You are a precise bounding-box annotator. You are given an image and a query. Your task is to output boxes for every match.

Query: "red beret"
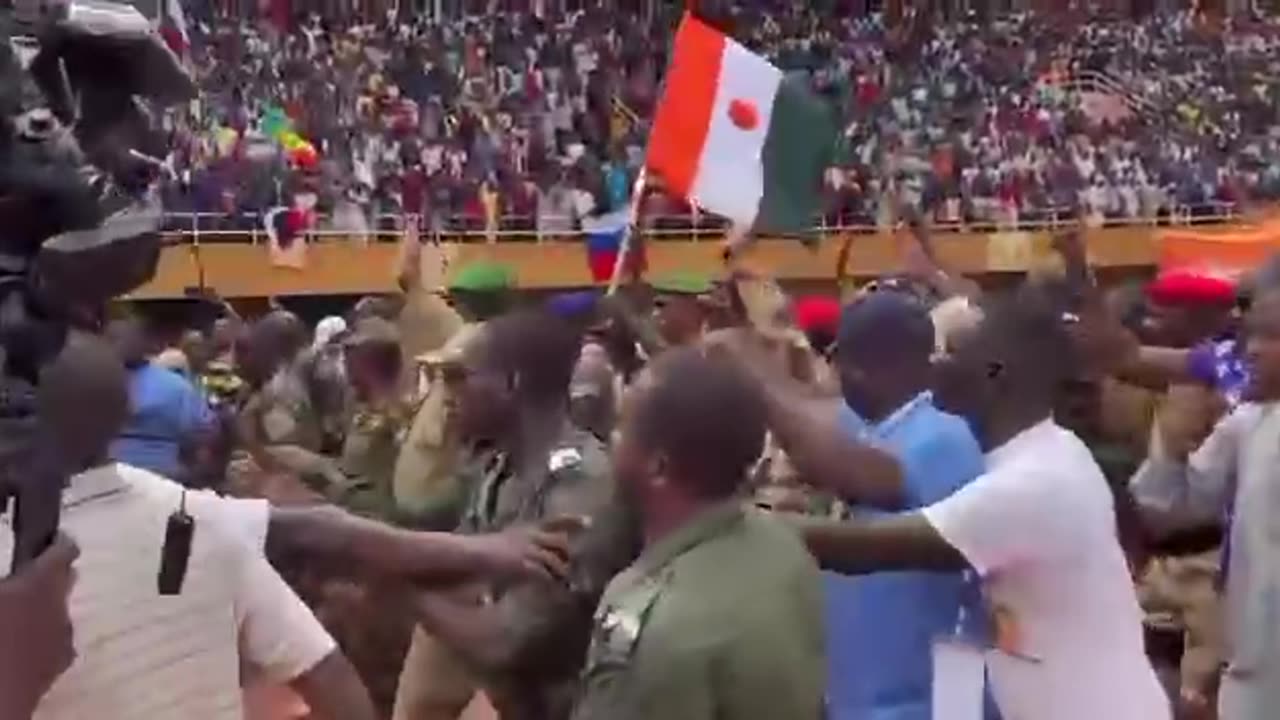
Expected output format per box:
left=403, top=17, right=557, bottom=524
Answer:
left=1147, top=270, right=1237, bottom=307
left=792, top=296, right=842, bottom=336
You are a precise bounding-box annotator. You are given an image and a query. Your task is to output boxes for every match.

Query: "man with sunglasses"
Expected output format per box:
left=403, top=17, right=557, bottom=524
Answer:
left=394, top=258, right=516, bottom=527
left=395, top=309, right=639, bottom=720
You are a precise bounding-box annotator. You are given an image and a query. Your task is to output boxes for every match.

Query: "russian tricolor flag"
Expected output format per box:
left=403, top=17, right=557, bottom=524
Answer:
left=583, top=209, right=643, bottom=283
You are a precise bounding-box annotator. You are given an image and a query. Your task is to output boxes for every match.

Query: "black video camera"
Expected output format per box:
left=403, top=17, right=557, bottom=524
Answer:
left=0, top=0, right=195, bottom=570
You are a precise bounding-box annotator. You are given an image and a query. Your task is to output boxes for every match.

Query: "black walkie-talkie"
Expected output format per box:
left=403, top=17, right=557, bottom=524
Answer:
left=157, top=491, right=194, bottom=595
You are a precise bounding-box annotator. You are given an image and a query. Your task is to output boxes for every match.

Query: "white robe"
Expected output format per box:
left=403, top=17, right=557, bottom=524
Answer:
left=1132, top=403, right=1280, bottom=719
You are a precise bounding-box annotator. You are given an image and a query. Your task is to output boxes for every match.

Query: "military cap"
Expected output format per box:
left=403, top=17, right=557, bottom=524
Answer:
left=448, top=261, right=516, bottom=293
left=650, top=271, right=714, bottom=296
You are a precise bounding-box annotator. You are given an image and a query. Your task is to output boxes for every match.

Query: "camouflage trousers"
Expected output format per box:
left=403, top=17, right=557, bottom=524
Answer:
left=1138, top=551, right=1225, bottom=702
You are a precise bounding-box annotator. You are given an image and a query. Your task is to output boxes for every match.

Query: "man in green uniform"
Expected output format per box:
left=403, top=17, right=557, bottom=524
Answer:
left=393, top=259, right=516, bottom=527
left=649, top=271, right=714, bottom=349
left=236, top=311, right=326, bottom=455
left=395, top=309, right=639, bottom=720
left=328, top=316, right=414, bottom=521
left=572, top=347, right=826, bottom=720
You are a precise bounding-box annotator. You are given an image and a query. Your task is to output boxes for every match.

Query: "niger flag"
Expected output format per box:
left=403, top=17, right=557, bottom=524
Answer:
left=647, top=13, right=837, bottom=235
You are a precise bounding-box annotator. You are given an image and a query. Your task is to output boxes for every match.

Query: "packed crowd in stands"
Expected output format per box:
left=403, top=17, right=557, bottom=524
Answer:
left=159, top=3, right=1280, bottom=236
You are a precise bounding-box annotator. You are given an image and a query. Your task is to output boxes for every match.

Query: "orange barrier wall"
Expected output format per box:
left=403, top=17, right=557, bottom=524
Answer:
left=131, top=227, right=1165, bottom=299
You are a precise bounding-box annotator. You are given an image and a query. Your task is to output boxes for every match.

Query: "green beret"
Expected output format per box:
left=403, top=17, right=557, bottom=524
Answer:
left=650, top=271, right=713, bottom=296
left=449, top=262, right=515, bottom=293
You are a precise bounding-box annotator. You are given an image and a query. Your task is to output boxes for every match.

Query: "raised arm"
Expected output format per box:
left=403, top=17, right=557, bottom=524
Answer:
left=706, top=329, right=906, bottom=509
left=1130, top=404, right=1242, bottom=535
left=761, top=382, right=906, bottom=508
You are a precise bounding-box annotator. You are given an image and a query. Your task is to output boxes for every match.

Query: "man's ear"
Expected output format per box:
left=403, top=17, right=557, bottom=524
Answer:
left=648, top=453, right=669, bottom=489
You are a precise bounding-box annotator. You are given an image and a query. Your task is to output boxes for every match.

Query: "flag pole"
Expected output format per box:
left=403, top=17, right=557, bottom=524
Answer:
left=606, top=168, right=647, bottom=296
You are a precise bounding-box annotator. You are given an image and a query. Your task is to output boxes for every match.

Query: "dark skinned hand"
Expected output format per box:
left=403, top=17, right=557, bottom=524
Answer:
left=463, top=516, right=589, bottom=585
left=1065, top=280, right=1141, bottom=378
left=0, top=533, right=78, bottom=719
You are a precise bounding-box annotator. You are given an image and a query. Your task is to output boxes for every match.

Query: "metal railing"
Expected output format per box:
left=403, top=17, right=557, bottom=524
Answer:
left=161, top=202, right=1244, bottom=245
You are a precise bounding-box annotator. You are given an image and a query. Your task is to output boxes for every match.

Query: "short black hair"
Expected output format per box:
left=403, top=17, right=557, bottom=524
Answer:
left=630, top=347, right=766, bottom=499
left=483, top=309, right=583, bottom=404
left=979, top=281, right=1078, bottom=396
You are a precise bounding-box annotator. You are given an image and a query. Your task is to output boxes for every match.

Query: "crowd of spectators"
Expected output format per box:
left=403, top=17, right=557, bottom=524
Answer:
left=158, top=2, right=1280, bottom=237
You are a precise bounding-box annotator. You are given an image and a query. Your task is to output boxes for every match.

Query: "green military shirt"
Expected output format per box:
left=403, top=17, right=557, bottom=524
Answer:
left=328, top=399, right=415, bottom=522
left=252, top=361, right=325, bottom=452
left=571, top=503, right=825, bottom=720
left=450, top=423, right=640, bottom=718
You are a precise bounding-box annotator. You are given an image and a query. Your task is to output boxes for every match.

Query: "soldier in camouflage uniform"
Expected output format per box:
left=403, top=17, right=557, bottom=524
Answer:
left=236, top=311, right=325, bottom=455
left=325, top=316, right=415, bottom=521
left=394, top=310, right=639, bottom=720
left=393, top=260, right=515, bottom=529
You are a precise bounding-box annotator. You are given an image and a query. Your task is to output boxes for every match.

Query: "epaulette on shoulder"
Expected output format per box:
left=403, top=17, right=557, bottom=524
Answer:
left=548, top=447, right=584, bottom=474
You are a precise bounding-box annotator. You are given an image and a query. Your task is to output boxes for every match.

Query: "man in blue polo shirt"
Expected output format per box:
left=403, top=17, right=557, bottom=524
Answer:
left=825, top=292, right=993, bottom=720
left=106, top=317, right=215, bottom=484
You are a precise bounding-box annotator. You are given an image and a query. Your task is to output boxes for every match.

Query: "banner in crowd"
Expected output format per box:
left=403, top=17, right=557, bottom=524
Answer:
left=1158, top=219, right=1280, bottom=274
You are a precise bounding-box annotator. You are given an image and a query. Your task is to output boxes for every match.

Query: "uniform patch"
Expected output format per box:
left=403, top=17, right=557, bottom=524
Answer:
left=585, top=579, right=662, bottom=671
left=549, top=447, right=584, bottom=473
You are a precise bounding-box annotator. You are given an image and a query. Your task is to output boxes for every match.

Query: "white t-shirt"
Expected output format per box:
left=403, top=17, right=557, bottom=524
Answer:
left=923, top=420, right=1170, bottom=720
left=126, top=468, right=272, bottom=553
left=0, top=464, right=333, bottom=720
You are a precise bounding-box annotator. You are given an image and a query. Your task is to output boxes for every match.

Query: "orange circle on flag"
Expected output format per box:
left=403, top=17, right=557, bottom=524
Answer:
left=728, top=98, right=759, bottom=130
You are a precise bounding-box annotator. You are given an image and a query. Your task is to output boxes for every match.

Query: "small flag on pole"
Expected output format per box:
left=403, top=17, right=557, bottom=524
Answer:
left=583, top=208, right=643, bottom=283
left=158, top=0, right=190, bottom=60
left=646, top=13, right=837, bottom=236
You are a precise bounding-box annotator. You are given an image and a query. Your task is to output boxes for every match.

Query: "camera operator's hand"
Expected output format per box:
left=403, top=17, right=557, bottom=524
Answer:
left=0, top=533, right=78, bottom=720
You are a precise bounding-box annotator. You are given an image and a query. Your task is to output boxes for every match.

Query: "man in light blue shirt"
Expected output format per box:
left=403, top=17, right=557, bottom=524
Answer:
left=825, top=292, right=992, bottom=720
left=106, top=318, right=215, bottom=483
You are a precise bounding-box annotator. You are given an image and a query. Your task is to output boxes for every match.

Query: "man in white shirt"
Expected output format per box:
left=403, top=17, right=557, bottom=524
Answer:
left=1131, top=290, right=1280, bottom=719
left=711, top=284, right=1170, bottom=720
left=0, top=335, right=377, bottom=720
